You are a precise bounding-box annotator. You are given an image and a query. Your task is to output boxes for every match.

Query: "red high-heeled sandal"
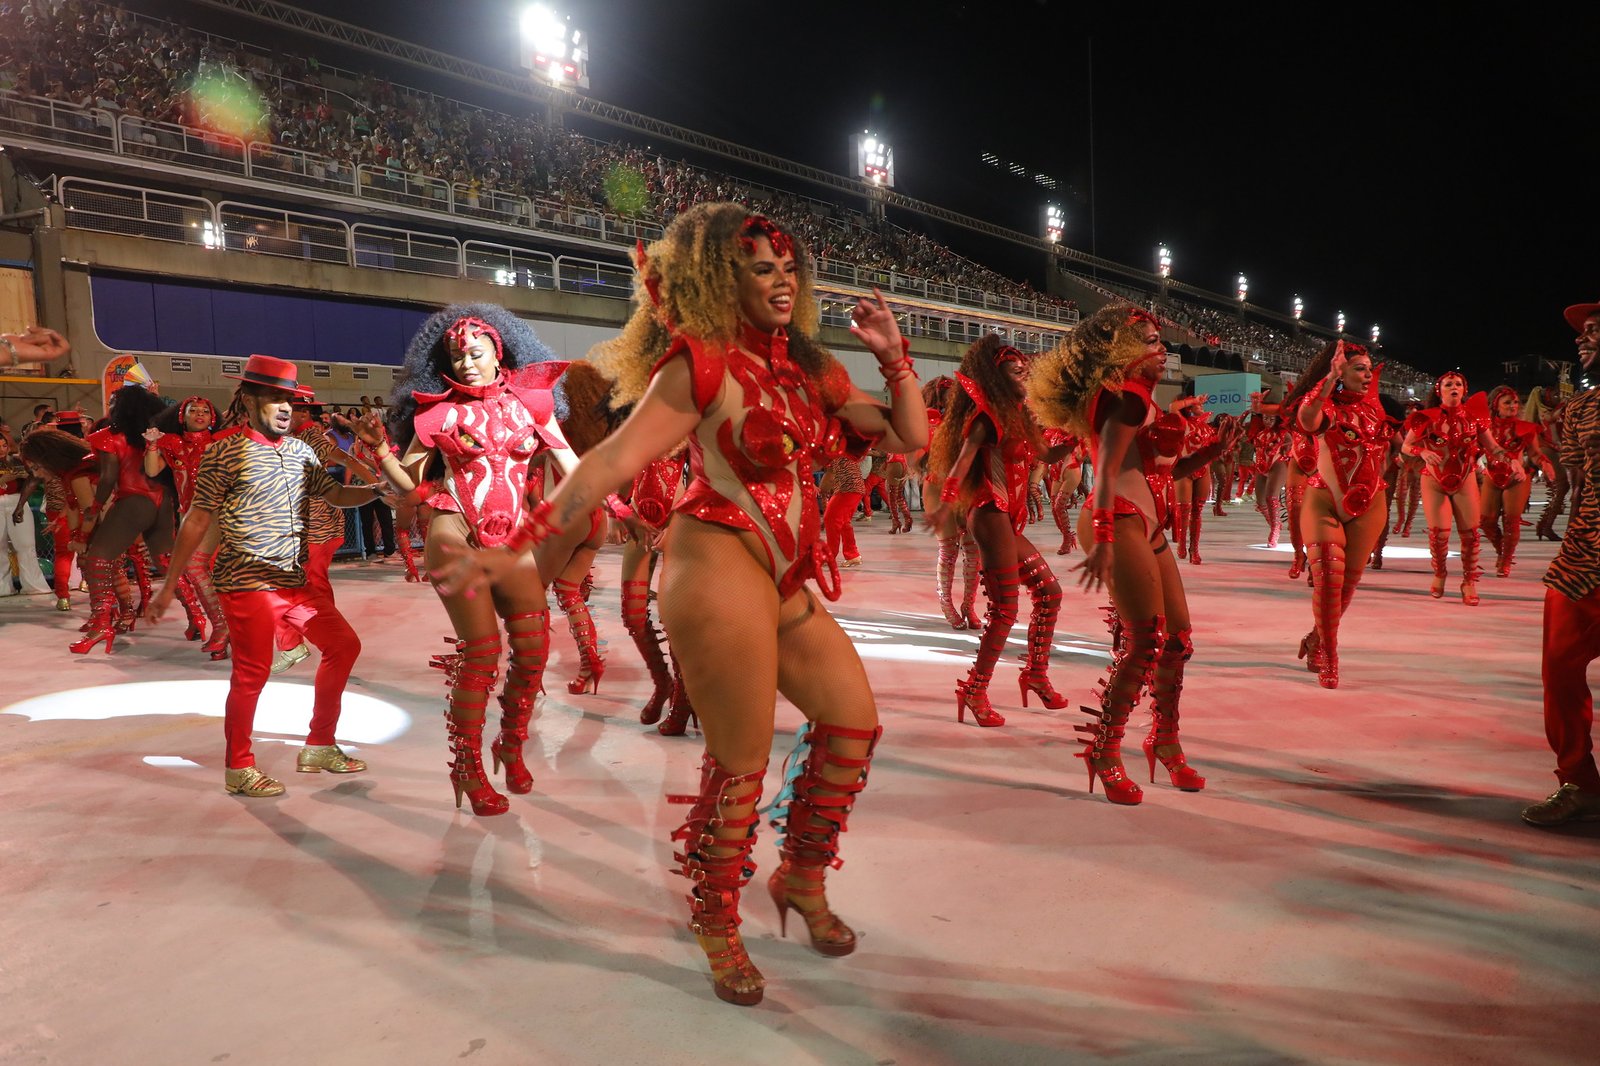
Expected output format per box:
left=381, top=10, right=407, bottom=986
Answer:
left=955, top=678, right=1006, bottom=727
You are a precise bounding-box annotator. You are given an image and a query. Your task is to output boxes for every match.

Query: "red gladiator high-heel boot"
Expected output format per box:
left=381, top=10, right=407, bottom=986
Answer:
left=1076, top=615, right=1164, bottom=805
left=668, top=755, right=766, bottom=1006
left=935, top=536, right=964, bottom=628
left=1187, top=501, right=1204, bottom=565
left=127, top=538, right=155, bottom=621
left=1016, top=553, right=1069, bottom=709
left=430, top=632, right=509, bottom=816
left=955, top=564, right=1018, bottom=727
left=1172, top=500, right=1189, bottom=560
left=1308, top=542, right=1344, bottom=689
left=111, top=556, right=137, bottom=633
left=766, top=722, right=881, bottom=957
left=187, top=551, right=229, bottom=659
left=657, top=653, right=699, bottom=736
left=68, top=555, right=119, bottom=655
left=959, top=532, right=984, bottom=630
left=1458, top=527, right=1483, bottom=606
left=622, top=580, right=673, bottom=725
left=552, top=577, right=606, bottom=694
left=174, top=572, right=207, bottom=642
left=1426, top=527, right=1449, bottom=598
left=1143, top=627, right=1206, bottom=791
left=490, top=611, right=548, bottom=795
left=1496, top=512, right=1521, bottom=577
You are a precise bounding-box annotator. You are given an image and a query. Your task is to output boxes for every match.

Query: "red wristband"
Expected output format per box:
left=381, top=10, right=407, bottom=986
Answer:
left=939, top=478, right=959, bottom=504
left=1091, top=508, right=1115, bottom=544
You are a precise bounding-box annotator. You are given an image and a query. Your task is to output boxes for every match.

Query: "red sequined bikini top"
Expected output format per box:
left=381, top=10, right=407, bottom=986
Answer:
left=412, top=364, right=569, bottom=548
left=657, top=323, right=868, bottom=601
left=1406, top=393, right=1489, bottom=493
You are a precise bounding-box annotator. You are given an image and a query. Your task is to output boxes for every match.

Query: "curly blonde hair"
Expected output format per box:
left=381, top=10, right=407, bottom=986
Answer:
left=928, top=336, right=1046, bottom=519
left=1027, top=304, right=1162, bottom=436
left=593, top=202, right=826, bottom=407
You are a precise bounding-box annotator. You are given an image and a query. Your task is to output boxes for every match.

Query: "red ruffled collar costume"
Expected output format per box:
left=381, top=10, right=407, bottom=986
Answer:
left=1406, top=393, right=1490, bottom=493
left=953, top=371, right=1037, bottom=533
left=1309, top=373, right=1392, bottom=518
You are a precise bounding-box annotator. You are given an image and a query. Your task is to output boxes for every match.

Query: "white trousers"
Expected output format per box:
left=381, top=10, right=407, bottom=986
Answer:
left=0, top=494, right=52, bottom=595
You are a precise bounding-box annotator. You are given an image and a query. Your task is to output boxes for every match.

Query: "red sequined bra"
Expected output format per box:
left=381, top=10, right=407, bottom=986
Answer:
left=1485, top=416, right=1541, bottom=490
left=411, top=364, right=569, bottom=548
left=1309, top=378, right=1391, bottom=518
left=1406, top=394, right=1489, bottom=494
left=656, top=324, right=866, bottom=601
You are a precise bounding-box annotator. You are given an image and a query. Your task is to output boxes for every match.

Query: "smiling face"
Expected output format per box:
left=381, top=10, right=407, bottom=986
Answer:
left=737, top=234, right=796, bottom=334
left=183, top=403, right=211, bottom=433
left=1436, top=373, right=1466, bottom=407
left=1130, top=320, right=1166, bottom=384
left=445, top=326, right=501, bottom=387
left=1342, top=353, right=1374, bottom=394
left=1579, top=313, right=1600, bottom=373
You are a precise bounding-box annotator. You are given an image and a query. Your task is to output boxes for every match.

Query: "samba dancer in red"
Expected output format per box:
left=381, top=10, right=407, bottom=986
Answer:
left=1402, top=372, right=1509, bottom=605
left=1246, top=395, right=1290, bottom=547
left=360, top=305, right=575, bottom=816
left=1481, top=386, right=1541, bottom=577
left=928, top=336, right=1073, bottom=726
left=1045, top=427, right=1084, bottom=555
left=436, top=205, right=926, bottom=1007
left=1174, top=397, right=1217, bottom=565
left=923, top=376, right=983, bottom=629
left=1287, top=342, right=1392, bottom=689
left=1030, top=307, right=1231, bottom=803
left=146, top=396, right=231, bottom=657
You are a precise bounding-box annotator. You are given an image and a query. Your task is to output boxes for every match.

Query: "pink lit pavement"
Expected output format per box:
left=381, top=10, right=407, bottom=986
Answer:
left=2, top=505, right=1595, bottom=1065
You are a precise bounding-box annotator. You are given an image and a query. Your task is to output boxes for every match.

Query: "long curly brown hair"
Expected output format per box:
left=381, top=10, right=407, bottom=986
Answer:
left=19, top=426, right=92, bottom=477
left=1281, top=340, right=1373, bottom=414
left=593, top=202, right=834, bottom=407
left=1027, top=304, right=1162, bottom=436
left=558, top=361, right=617, bottom=457
left=928, top=335, right=1046, bottom=517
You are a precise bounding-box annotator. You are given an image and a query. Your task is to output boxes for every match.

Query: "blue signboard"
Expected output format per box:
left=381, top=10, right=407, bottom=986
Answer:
left=1199, top=372, right=1261, bottom=416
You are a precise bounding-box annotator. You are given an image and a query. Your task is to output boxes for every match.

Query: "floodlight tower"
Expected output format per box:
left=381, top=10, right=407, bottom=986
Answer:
left=1292, top=295, right=1304, bottom=334
left=1044, top=203, right=1065, bottom=244
left=1156, top=244, right=1172, bottom=295
left=851, top=130, right=894, bottom=220
left=519, top=5, right=589, bottom=91
left=1336, top=310, right=1346, bottom=336
left=1236, top=273, right=1249, bottom=316
left=1370, top=323, right=1381, bottom=347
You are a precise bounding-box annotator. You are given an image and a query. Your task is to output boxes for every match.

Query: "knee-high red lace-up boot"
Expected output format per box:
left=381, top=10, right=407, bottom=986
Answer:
left=1496, top=511, right=1521, bottom=577
left=766, top=722, right=881, bottom=958
left=1077, top=614, right=1163, bottom=804
left=959, top=531, right=983, bottom=630
left=1144, top=627, right=1205, bottom=790
left=656, top=651, right=699, bottom=736
left=551, top=577, right=605, bottom=694
left=935, top=536, right=964, bottom=628
left=622, top=579, right=672, bottom=724
left=668, top=755, right=766, bottom=1006
left=429, top=633, right=509, bottom=816
left=1015, top=552, right=1068, bottom=709
left=1458, top=526, right=1483, bottom=606
left=1187, top=499, right=1204, bottom=565
left=1308, top=542, right=1345, bottom=689
left=68, top=555, right=119, bottom=654
left=1426, top=527, right=1449, bottom=598
left=491, top=610, right=548, bottom=795
left=955, top=564, right=1018, bottom=727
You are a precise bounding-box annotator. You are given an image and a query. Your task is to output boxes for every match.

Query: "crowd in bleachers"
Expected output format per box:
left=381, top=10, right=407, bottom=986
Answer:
left=0, top=0, right=1072, bottom=313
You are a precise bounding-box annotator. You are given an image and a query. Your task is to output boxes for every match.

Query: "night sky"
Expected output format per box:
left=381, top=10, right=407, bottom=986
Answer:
left=247, top=1, right=1594, bottom=382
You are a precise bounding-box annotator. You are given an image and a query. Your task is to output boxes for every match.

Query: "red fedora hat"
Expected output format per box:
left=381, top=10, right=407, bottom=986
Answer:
left=224, top=354, right=314, bottom=397
left=1564, top=299, right=1600, bottom=333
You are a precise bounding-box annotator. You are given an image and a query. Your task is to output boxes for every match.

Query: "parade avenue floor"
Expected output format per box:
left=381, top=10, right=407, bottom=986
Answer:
left=2, top=505, right=1596, bottom=1066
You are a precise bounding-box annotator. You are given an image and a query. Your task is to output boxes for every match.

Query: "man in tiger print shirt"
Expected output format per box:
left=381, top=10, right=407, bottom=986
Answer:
left=1526, top=301, right=1600, bottom=826
left=148, top=356, right=390, bottom=799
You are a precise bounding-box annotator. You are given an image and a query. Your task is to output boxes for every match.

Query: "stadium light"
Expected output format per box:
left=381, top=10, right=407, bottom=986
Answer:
left=1292, top=295, right=1303, bottom=321
left=1044, top=203, right=1065, bottom=244
left=852, top=131, right=894, bottom=187
left=1336, top=310, right=1346, bottom=334
left=1157, top=244, right=1172, bottom=278
left=1370, top=323, right=1381, bottom=345
left=1236, top=273, right=1248, bottom=304
left=519, top=5, right=588, bottom=90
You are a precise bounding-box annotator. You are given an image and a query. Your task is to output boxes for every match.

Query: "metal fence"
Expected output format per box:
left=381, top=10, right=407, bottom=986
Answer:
left=59, top=177, right=214, bottom=246
left=217, top=201, right=351, bottom=264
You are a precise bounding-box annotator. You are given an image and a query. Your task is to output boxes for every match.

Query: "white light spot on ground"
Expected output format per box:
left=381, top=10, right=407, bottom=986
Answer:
left=141, top=755, right=202, bottom=768
left=1253, top=543, right=1451, bottom=560
left=2, top=680, right=412, bottom=744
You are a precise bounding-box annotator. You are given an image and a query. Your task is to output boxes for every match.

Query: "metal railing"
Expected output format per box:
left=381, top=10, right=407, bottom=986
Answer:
left=57, top=175, right=1074, bottom=352
left=117, top=115, right=246, bottom=175
left=59, top=177, right=214, bottom=246
left=0, top=93, right=117, bottom=151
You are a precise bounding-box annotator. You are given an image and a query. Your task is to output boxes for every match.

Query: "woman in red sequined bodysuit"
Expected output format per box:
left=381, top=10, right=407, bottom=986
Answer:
left=928, top=336, right=1073, bottom=727
left=1480, top=385, right=1542, bottom=578
left=362, top=304, right=575, bottom=819
left=922, top=376, right=984, bottom=628
left=438, top=206, right=926, bottom=1007
left=1287, top=342, right=1393, bottom=688
left=1044, top=427, right=1084, bottom=555
left=1029, top=307, right=1231, bottom=805
left=146, top=397, right=231, bottom=657
left=1174, top=399, right=1219, bottom=566
left=1402, top=371, right=1509, bottom=606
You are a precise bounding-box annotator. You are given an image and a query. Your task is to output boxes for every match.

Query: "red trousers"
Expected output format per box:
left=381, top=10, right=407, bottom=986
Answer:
left=277, top=538, right=340, bottom=651
left=53, top=524, right=74, bottom=599
left=825, top=492, right=863, bottom=562
left=1542, top=586, right=1600, bottom=792
left=862, top=475, right=886, bottom=510
left=221, top=583, right=361, bottom=769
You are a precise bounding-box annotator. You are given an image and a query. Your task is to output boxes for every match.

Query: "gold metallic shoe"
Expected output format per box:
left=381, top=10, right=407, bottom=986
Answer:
left=296, top=745, right=368, bottom=774
left=270, top=641, right=312, bottom=676
left=224, top=766, right=286, bottom=797
left=1521, top=783, right=1600, bottom=827
left=55, top=597, right=71, bottom=612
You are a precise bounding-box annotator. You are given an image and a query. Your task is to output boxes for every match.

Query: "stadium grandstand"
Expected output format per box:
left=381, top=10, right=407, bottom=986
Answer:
left=0, top=0, right=1431, bottom=428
